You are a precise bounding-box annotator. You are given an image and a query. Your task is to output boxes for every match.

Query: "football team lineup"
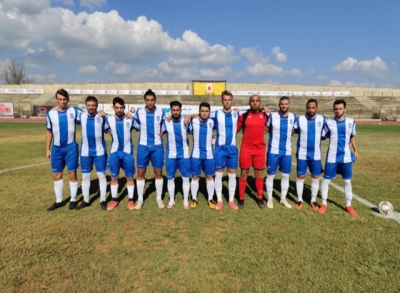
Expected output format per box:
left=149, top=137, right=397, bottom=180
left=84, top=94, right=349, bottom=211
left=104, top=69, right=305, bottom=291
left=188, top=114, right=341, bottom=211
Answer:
left=36, top=88, right=396, bottom=220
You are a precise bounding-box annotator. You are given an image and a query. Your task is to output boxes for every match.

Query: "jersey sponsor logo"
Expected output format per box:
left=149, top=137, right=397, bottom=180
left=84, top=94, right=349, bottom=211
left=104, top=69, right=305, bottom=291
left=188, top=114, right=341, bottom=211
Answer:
left=69, top=113, right=75, bottom=119
left=96, top=117, right=101, bottom=123
left=348, top=123, right=352, bottom=129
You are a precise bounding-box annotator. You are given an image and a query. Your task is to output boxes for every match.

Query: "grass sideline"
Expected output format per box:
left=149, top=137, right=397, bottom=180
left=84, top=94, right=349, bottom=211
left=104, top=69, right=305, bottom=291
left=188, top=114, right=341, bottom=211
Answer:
left=0, top=122, right=399, bottom=292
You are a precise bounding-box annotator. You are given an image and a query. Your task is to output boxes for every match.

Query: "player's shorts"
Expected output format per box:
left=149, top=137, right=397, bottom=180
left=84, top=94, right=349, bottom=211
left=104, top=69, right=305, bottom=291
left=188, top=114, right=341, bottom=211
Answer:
left=267, top=153, right=292, bottom=175
left=324, top=162, right=352, bottom=180
left=137, top=144, right=164, bottom=169
left=51, top=142, right=79, bottom=173
left=239, top=146, right=266, bottom=170
left=297, top=159, right=323, bottom=177
left=166, top=157, right=190, bottom=179
left=109, top=151, right=135, bottom=178
left=81, top=154, right=108, bottom=173
left=214, top=145, right=238, bottom=170
left=190, top=157, right=215, bottom=177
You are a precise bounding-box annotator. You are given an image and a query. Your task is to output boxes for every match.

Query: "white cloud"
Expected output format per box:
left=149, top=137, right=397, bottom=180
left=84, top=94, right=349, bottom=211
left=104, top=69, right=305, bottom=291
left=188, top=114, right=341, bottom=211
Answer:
left=285, top=68, right=303, bottom=76
left=105, top=62, right=131, bottom=76
left=246, top=61, right=284, bottom=76
left=316, top=75, right=328, bottom=80
left=332, top=57, right=388, bottom=73
left=80, top=0, right=106, bottom=9
left=328, top=80, right=375, bottom=87
left=79, top=64, right=98, bottom=73
left=240, top=47, right=263, bottom=64
left=199, top=66, right=232, bottom=78
left=271, top=46, right=287, bottom=63
left=53, top=0, right=75, bottom=5
left=392, top=61, right=398, bottom=67
left=26, top=73, right=57, bottom=83
left=1, top=0, right=50, bottom=15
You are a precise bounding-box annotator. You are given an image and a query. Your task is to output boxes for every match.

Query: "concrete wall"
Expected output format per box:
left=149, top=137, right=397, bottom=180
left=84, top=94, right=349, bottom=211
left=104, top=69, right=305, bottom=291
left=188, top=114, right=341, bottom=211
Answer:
left=0, top=82, right=399, bottom=97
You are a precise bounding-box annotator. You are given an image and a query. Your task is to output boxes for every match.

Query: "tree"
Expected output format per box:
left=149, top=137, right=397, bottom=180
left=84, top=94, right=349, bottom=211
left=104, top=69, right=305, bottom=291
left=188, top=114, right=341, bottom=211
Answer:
left=1, top=57, right=34, bottom=84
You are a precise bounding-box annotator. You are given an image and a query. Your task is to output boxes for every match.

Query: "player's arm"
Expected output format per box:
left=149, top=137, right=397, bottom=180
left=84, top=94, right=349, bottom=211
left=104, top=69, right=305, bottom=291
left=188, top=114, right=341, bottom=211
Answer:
left=184, top=113, right=198, bottom=125
left=46, top=130, right=52, bottom=159
left=350, top=136, right=358, bottom=161
left=236, top=114, right=243, bottom=133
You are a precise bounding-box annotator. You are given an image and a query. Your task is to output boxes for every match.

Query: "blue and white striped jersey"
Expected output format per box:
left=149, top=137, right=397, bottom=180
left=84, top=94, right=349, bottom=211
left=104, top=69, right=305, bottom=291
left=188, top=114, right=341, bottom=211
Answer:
left=210, top=110, right=239, bottom=146
left=78, top=112, right=109, bottom=157
left=46, top=107, right=81, bottom=147
left=322, top=117, right=356, bottom=163
left=134, top=107, right=165, bottom=146
left=294, top=114, right=327, bottom=160
left=162, top=117, right=190, bottom=159
left=106, top=116, right=135, bottom=154
left=267, top=112, right=296, bottom=156
left=189, top=117, right=214, bottom=159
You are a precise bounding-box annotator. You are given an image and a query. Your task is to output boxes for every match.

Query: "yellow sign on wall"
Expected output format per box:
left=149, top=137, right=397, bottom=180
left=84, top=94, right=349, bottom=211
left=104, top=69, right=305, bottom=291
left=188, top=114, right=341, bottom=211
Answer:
left=193, top=81, right=226, bottom=96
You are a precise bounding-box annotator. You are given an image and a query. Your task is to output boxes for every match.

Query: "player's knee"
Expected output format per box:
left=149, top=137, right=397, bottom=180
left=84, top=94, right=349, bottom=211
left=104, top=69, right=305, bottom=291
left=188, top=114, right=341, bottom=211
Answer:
left=52, top=173, right=62, bottom=181
left=68, top=171, right=77, bottom=182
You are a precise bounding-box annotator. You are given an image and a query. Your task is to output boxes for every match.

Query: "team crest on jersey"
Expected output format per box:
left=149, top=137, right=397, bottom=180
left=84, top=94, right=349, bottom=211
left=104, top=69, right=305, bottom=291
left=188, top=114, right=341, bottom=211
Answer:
left=96, top=117, right=101, bottom=123
left=157, top=116, right=160, bottom=121
left=208, top=122, right=212, bottom=128
left=126, top=122, right=130, bottom=127
left=348, top=123, right=352, bottom=129
left=260, top=114, right=263, bottom=119
left=290, top=119, right=293, bottom=124
left=233, top=112, right=237, bottom=118
left=317, top=121, right=322, bottom=127
left=69, top=113, right=75, bottom=119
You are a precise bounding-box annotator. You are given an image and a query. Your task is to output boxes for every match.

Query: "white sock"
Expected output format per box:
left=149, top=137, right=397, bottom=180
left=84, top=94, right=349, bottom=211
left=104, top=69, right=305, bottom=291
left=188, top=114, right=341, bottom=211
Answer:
left=111, top=184, right=118, bottom=199
left=311, top=178, right=320, bottom=202
left=321, top=179, right=330, bottom=205
left=215, top=172, right=223, bottom=202
left=168, top=179, right=175, bottom=203
left=137, top=179, right=145, bottom=201
left=81, top=173, right=91, bottom=203
left=69, top=181, right=78, bottom=202
left=207, top=179, right=215, bottom=201
left=191, top=179, right=199, bottom=201
left=343, top=179, right=353, bottom=206
left=228, top=173, right=236, bottom=202
left=97, top=172, right=107, bottom=202
left=127, top=185, right=134, bottom=200
left=280, top=173, right=289, bottom=200
left=54, top=180, right=64, bottom=203
left=296, top=177, right=304, bottom=202
left=182, top=177, right=190, bottom=205
left=155, top=178, right=163, bottom=201
left=265, top=175, right=275, bottom=199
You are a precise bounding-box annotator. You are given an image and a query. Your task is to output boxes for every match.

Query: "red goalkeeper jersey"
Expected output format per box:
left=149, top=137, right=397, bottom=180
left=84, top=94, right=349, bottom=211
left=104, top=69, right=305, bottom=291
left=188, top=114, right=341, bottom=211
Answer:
left=237, top=111, right=268, bottom=148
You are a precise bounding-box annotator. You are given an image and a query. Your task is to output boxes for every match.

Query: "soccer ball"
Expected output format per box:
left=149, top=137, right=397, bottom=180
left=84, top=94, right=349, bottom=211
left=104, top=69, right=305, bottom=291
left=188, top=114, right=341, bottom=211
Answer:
left=378, top=201, right=394, bottom=216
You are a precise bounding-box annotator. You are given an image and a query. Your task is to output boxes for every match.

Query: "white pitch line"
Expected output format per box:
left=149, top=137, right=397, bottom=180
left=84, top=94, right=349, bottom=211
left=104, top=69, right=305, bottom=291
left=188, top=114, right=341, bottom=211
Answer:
left=292, top=162, right=400, bottom=223
left=0, top=162, right=49, bottom=173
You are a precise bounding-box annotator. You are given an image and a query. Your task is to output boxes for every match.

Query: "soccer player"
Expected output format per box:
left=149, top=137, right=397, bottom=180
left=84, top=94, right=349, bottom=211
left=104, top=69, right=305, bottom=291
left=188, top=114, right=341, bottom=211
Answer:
left=162, top=101, right=191, bottom=209
left=319, top=99, right=359, bottom=216
left=265, top=96, right=296, bottom=209
left=211, top=90, right=240, bottom=210
left=106, top=97, right=136, bottom=211
left=236, top=94, right=269, bottom=209
left=75, top=96, right=109, bottom=211
left=133, top=89, right=165, bottom=209
left=188, top=102, right=215, bottom=209
left=46, top=89, right=81, bottom=211
left=293, top=99, right=326, bottom=210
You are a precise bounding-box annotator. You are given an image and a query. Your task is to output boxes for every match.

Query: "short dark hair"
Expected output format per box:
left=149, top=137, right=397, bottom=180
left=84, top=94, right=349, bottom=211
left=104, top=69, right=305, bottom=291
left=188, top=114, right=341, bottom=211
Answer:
left=333, top=99, right=346, bottom=108
left=85, top=95, right=98, bottom=105
left=113, top=96, right=125, bottom=106
left=144, top=89, right=156, bottom=100
left=170, top=100, right=182, bottom=108
left=279, top=96, right=290, bottom=103
left=199, top=101, right=211, bottom=111
left=306, top=99, right=318, bottom=106
left=55, top=89, right=69, bottom=100
left=221, top=90, right=233, bottom=99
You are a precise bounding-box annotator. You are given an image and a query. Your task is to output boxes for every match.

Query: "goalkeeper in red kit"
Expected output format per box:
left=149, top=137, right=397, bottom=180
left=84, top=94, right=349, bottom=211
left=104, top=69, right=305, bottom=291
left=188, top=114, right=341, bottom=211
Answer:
left=236, top=94, right=269, bottom=209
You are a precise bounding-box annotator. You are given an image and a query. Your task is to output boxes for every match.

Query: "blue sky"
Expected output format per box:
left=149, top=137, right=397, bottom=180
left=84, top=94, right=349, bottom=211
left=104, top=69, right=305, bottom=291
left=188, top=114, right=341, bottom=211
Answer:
left=0, top=0, right=399, bottom=87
